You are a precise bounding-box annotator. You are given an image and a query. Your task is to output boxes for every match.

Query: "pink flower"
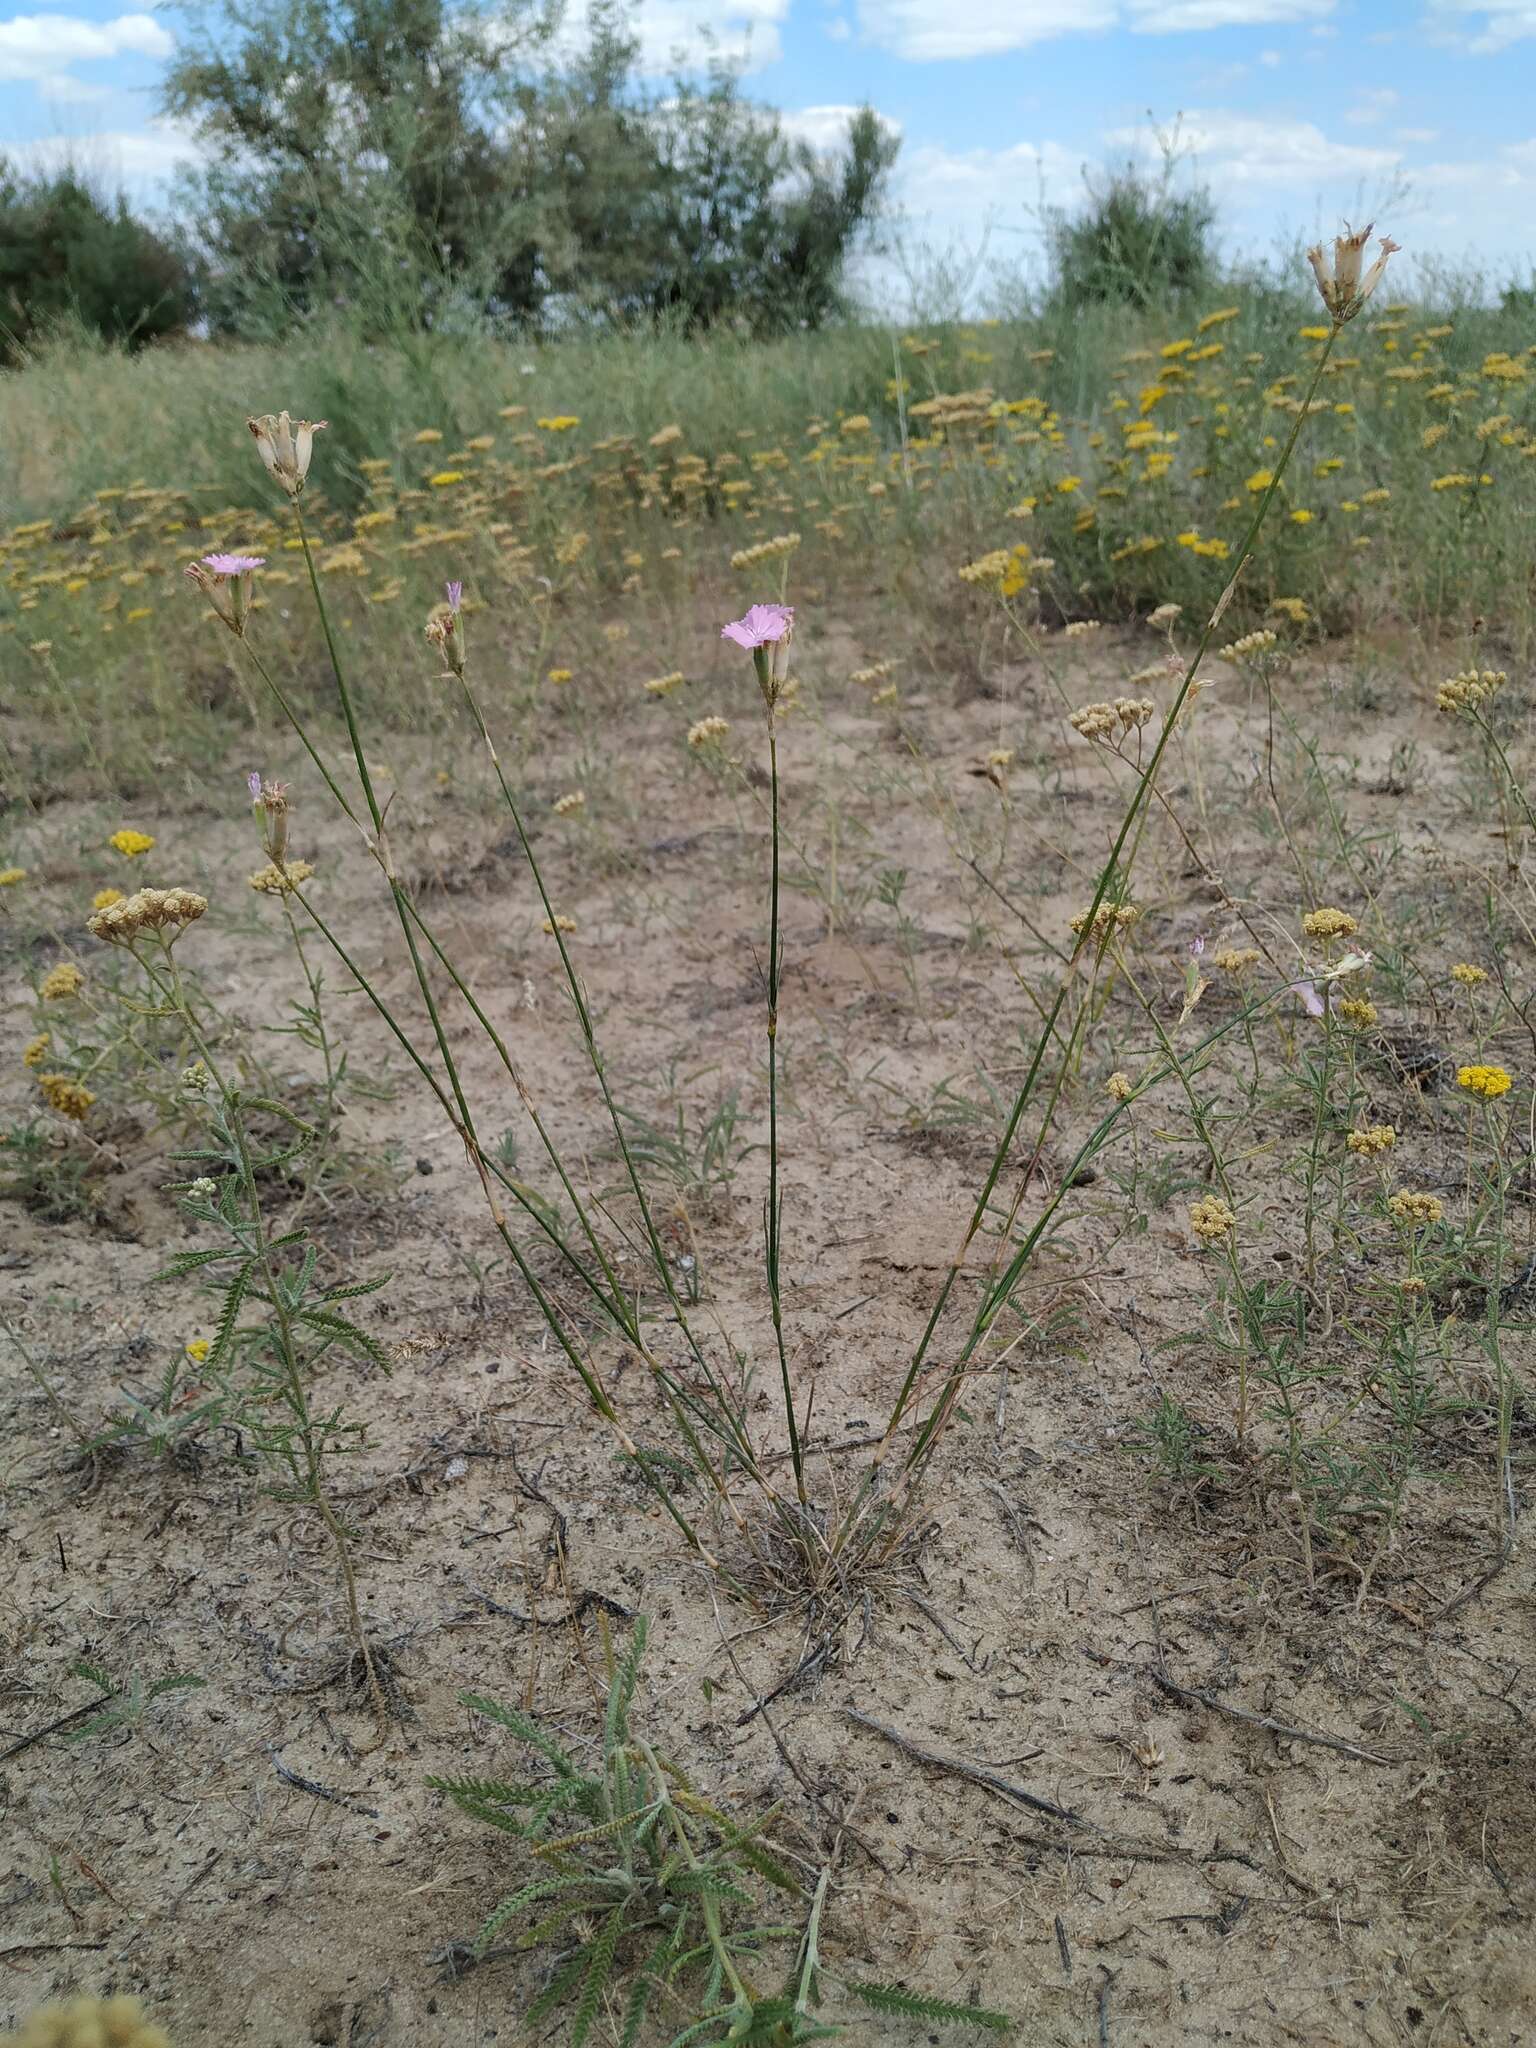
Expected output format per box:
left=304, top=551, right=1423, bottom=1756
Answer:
left=200, top=552, right=265, bottom=577
left=247, top=771, right=263, bottom=799
left=445, top=579, right=463, bottom=613
left=721, top=603, right=794, bottom=650
left=1291, top=979, right=1326, bottom=1019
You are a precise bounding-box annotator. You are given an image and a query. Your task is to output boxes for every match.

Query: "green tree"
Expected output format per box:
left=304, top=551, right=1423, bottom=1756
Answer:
left=1044, top=134, right=1217, bottom=312
left=162, top=0, right=895, bottom=334
left=0, top=160, right=193, bottom=361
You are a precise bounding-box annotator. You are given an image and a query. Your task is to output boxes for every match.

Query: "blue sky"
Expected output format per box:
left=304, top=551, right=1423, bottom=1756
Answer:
left=4, top=0, right=1536, bottom=299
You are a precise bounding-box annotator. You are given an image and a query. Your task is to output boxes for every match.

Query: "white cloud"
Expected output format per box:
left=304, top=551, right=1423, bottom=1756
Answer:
left=1127, top=0, right=1333, bottom=26
left=0, top=11, right=171, bottom=82
left=1106, top=108, right=1400, bottom=187
left=780, top=103, right=901, bottom=151
left=8, top=120, right=201, bottom=187
left=1345, top=87, right=1399, bottom=126
left=855, top=0, right=1114, bottom=62
left=1434, top=2, right=1536, bottom=52
left=555, top=0, right=790, bottom=73
left=855, top=0, right=1332, bottom=60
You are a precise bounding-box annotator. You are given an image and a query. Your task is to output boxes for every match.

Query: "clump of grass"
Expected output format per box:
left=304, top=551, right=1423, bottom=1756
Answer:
left=431, top=1616, right=1010, bottom=2044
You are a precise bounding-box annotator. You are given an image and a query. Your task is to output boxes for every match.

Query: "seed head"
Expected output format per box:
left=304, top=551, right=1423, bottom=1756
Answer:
left=248, top=411, right=327, bottom=496
left=1388, top=1190, right=1443, bottom=1227
left=1306, top=224, right=1399, bottom=326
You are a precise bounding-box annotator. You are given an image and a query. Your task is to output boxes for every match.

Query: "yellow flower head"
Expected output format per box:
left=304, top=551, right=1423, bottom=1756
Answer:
left=186, top=1338, right=211, bottom=1363
left=40, top=962, right=84, bottom=1001
left=1457, top=1063, right=1512, bottom=1100
left=8, top=1993, right=171, bottom=2048
left=23, top=1033, right=50, bottom=1068
left=37, top=1072, right=95, bottom=1120
left=1188, top=1195, right=1236, bottom=1245
left=109, top=828, right=155, bottom=859
left=1389, top=1190, right=1444, bottom=1226
left=0, top=866, right=25, bottom=886
left=1302, top=906, right=1359, bottom=943
left=1105, top=1070, right=1135, bottom=1103
left=1346, top=1124, right=1396, bottom=1156
left=248, top=860, right=315, bottom=895
left=1450, top=963, right=1488, bottom=987
left=93, top=887, right=124, bottom=910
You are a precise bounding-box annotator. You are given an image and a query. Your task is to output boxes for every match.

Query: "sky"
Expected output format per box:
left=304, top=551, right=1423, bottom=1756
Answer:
left=4, top=0, right=1536, bottom=304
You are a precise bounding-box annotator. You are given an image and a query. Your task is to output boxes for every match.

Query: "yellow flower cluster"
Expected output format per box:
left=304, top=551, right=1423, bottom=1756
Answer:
left=1218, top=628, right=1278, bottom=660
left=1070, top=902, right=1140, bottom=942
left=108, top=828, right=156, bottom=858
left=1346, top=1124, right=1396, bottom=1155
left=1436, top=668, right=1506, bottom=715
left=1389, top=1190, right=1444, bottom=1226
left=730, top=533, right=800, bottom=569
left=644, top=671, right=685, bottom=696
left=248, top=859, right=315, bottom=894
left=1212, top=947, right=1260, bottom=972
left=4, top=1996, right=171, bottom=2048
left=1301, top=906, right=1359, bottom=942
left=1450, top=963, right=1488, bottom=986
left=40, top=962, right=84, bottom=1000
left=1105, top=1070, right=1136, bottom=1102
left=1188, top=1195, right=1235, bottom=1244
left=37, top=1072, right=95, bottom=1120
left=86, top=886, right=208, bottom=942
left=1457, top=1063, right=1512, bottom=1099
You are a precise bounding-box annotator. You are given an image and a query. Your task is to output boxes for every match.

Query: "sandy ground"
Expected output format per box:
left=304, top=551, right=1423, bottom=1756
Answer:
left=3, top=620, right=1533, bottom=2046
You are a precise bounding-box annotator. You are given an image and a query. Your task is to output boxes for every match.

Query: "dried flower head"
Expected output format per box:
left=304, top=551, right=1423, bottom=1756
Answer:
left=1106, top=1070, right=1136, bottom=1102
left=552, top=791, right=586, bottom=817
left=86, top=887, right=208, bottom=944
left=1346, top=1124, right=1396, bottom=1156
left=1457, top=1063, right=1512, bottom=1099
left=37, top=1072, right=94, bottom=1121
left=248, top=411, right=327, bottom=496
left=542, top=915, right=578, bottom=935
left=644, top=672, right=686, bottom=697
left=1436, top=668, right=1506, bottom=715
left=248, top=859, right=315, bottom=895
left=1212, top=946, right=1260, bottom=973
left=1188, top=1194, right=1236, bottom=1244
left=1388, top=1190, right=1444, bottom=1226
left=688, top=716, right=731, bottom=749
left=1114, top=696, right=1157, bottom=731
left=1069, top=701, right=1119, bottom=742
left=731, top=534, right=800, bottom=570
left=39, top=962, right=84, bottom=1000
left=1147, top=603, right=1181, bottom=628
left=1070, top=902, right=1140, bottom=943
left=8, top=1993, right=172, bottom=2048
left=1218, top=629, right=1278, bottom=661
left=23, top=1033, right=49, bottom=1068
left=1306, top=223, right=1399, bottom=325
left=1302, top=906, right=1359, bottom=943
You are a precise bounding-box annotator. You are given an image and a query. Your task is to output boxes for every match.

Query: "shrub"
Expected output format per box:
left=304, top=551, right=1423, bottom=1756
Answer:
left=0, top=160, right=192, bottom=362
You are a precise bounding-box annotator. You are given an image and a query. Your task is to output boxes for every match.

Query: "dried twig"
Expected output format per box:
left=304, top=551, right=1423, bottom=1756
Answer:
left=842, top=1708, right=1084, bottom=1825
